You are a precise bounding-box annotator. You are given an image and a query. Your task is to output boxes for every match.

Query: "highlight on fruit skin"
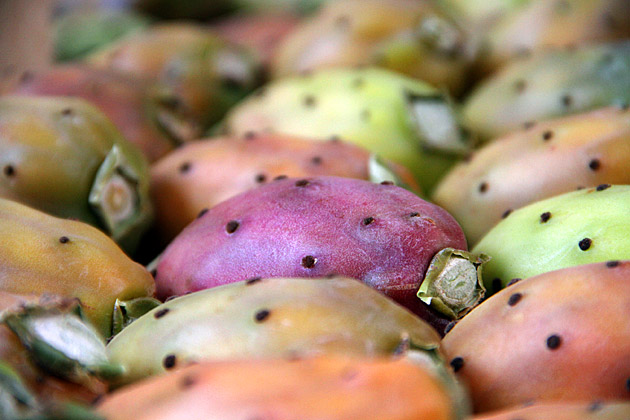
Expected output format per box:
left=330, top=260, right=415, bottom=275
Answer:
left=0, top=95, right=153, bottom=252
left=433, top=106, right=630, bottom=245
left=106, top=276, right=444, bottom=383
left=0, top=198, right=155, bottom=337
left=442, top=261, right=630, bottom=412
left=150, top=134, right=420, bottom=242
left=97, top=355, right=469, bottom=420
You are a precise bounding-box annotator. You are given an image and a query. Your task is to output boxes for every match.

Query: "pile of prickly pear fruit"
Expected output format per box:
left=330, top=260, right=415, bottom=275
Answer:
left=0, top=0, right=629, bottom=419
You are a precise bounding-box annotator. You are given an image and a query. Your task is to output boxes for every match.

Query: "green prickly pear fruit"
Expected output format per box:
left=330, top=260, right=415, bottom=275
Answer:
left=272, top=0, right=474, bottom=95
left=434, top=106, right=630, bottom=245
left=0, top=198, right=155, bottom=336
left=150, top=134, right=420, bottom=242
left=0, top=95, right=153, bottom=251
left=474, top=401, right=630, bottom=420
left=223, top=67, right=470, bottom=192
left=463, top=41, right=630, bottom=140
left=442, top=261, right=630, bottom=411
left=97, top=356, right=468, bottom=420
left=106, top=276, right=444, bottom=384
left=472, top=185, right=630, bottom=293
left=54, top=9, right=150, bottom=62
left=479, top=0, right=630, bottom=73
left=87, top=24, right=262, bottom=138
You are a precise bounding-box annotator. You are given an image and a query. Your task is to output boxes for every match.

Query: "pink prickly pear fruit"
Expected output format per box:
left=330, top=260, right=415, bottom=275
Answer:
left=97, top=356, right=468, bottom=420
left=442, top=261, right=630, bottom=412
left=433, top=106, right=630, bottom=245
left=473, top=401, right=630, bottom=420
left=150, top=134, right=420, bottom=242
left=156, top=176, right=485, bottom=333
left=8, top=65, right=176, bottom=162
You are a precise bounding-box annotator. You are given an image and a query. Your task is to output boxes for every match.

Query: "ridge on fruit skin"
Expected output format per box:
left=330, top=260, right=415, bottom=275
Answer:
left=472, top=184, right=630, bottom=293
left=0, top=198, right=155, bottom=336
left=222, top=67, right=471, bottom=193
left=462, top=40, right=630, bottom=140
left=154, top=176, right=484, bottom=332
left=434, top=106, right=630, bottom=245
left=0, top=95, right=153, bottom=252
left=149, top=134, right=420, bottom=242
left=442, top=261, right=630, bottom=412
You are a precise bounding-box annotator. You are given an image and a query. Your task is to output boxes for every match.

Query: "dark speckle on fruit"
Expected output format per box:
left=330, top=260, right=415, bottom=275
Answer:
left=507, top=278, right=522, bottom=287
left=3, top=165, right=15, bottom=177
left=254, top=309, right=270, bottom=322
left=303, top=95, right=316, bottom=107
left=596, top=184, right=610, bottom=191
left=561, top=94, right=573, bottom=108
left=508, top=293, right=522, bottom=306
left=226, top=220, right=240, bottom=234
left=163, top=354, right=177, bottom=369
left=59, top=236, right=70, bottom=244
left=362, top=217, right=375, bottom=226
left=450, top=357, right=464, bottom=372
left=588, top=401, right=604, bottom=412
left=179, top=162, right=192, bottom=174
left=502, top=209, right=512, bottom=219
left=479, top=182, right=488, bottom=193
left=154, top=308, right=170, bottom=319
left=61, top=108, right=73, bottom=116
left=523, top=121, right=536, bottom=130
left=311, top=156, right=323, bottom=165
left=514, top=79, right=526, bottom=93
left=589, top=159, right=601, bottom=171
left=546, top=334, right=562, bottom=350
left=244, top=131, right=257, bottom=140
left=197, top=208, right=208, bottom=219
left=542, top=130, right=553, bottom=141
left=255, top=173, right=267, bottom=183
left=606, top=260, right=620, bottom=268
left=295, top=179, right=310, bottom=187
left=301, top=255, right=317, bottom=268
left=380, top=181, right=394, bottom=185
left=579, top=238, right=592, bottom=251
left=274, top=175, right=288, bottom=181
left=540, top=212, right=551, bottom=223
left=246, top=277, right=262, bottom=285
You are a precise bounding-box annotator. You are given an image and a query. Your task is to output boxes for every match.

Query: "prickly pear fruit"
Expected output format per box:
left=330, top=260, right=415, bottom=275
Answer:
left=0, top=95, right=152, bottom=251
left=0, top=198, right=155, bottom=336
left=54, top=9, right=149, bottom=62
left=463, top=41, right=630, bottom=140
left=480, top=0, right=630, bottom=72
left=272, top=0, right=473, bottom=94
left=150, top=134, right=420, bottom=241
left=223, top=68, right=470, bottom=192
left=87, top=24, right=262, bottom=137
left=107, top=276, right=443, bottom=383
left=8, top=65, right=176, bottom=162
left=213, top=13, right=300, bottom=68
left=156, top=176, right=484, bottom=332
left=0, top=293, right=107, bottom=406
left=472, top=184, right=630, bottom=292
left=474, top=401, right=630, bottom=420
left=433, top=106, right=630, bottom=245
left=98, top=356, right=468, bottom=420
left=442, top=261, right=630, bottom=411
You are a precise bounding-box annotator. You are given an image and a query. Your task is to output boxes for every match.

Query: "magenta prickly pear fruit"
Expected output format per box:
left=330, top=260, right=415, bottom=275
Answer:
left=150, top=134, right=420, bottom=242
left=156, top=176, right=484, bottom=332
left=442, top=261, right=630, bottom=411
left=433, top=106, right=630, bottom=245
left=474, top=401, right=630, bottom=420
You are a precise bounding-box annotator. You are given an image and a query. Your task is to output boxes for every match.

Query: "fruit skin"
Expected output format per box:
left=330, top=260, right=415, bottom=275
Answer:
left=272, top=0, right=473, bottom=94
left=106, top=276, right=444, bottom=383
left=223, top=67, right=470, bottom=192
left=87, top=24, right=262, bottom=139
left=0, top=95, right=153, bottom=251
left=472, top=184, right=630, bottom=292
left=473, top=401, right=630, bottom=420
left=54, top=10, right=150, bottom=62
left=150, top=134, right=419, bottom=242
left=155, top=176, right=469, bottom=330
left=8, top=65, right=175, bottom=162
left=0, top=198, right=155, bottom=336
left=98, top=356, right=465, bottom=420
left=462, top=41, right=630, bottom=140
left=479, top=0, right=630, bottom=73
left=433, top=107, right=630, bottom=245
left=442, top=261, right=630, bottom=412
